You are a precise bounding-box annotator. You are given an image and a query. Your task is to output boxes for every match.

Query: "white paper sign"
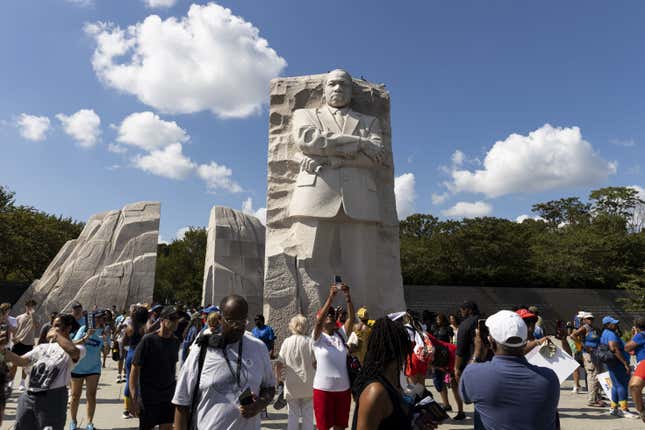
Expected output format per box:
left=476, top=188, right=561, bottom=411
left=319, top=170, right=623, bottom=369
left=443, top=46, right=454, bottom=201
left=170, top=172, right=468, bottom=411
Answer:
left=525, top=342, right=580, bottom=384
left=597, top=371, right=613, bottom=400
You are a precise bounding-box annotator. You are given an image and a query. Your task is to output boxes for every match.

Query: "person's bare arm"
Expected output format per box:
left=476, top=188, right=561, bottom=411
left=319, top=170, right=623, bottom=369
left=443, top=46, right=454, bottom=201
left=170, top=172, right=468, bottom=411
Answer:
left=129, top=364, right=141, bottom=416
left=343, top=285, right=355, bottom=336
left=173, top=405, right=189, bottom=430
left=355, top=382, right=391, bottom=430
left=55, top=329, right=82, bottom=362
left=4, top=350, right=30, bottom=367
left=625, top=340, right=638, bottom=353
left=313, top=286, right=337, bottom=341
left=571, top=326, right=587, bottom=342
left=608, top=340, right=630, bottom=372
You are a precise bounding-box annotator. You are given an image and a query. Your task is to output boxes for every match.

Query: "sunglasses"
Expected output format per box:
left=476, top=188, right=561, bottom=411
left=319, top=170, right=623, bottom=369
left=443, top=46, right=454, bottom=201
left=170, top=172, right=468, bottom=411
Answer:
left=222, top=317, right=248, bottom=328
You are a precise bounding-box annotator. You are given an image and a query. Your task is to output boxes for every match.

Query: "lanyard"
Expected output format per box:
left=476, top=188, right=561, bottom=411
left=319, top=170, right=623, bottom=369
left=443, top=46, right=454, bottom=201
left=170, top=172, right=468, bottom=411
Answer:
left=223, top=338, right=244, bottom=389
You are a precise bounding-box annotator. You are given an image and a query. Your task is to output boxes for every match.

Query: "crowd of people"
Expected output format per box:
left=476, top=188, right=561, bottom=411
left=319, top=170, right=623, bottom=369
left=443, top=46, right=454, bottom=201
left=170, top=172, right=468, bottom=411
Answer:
left=0, top=287, right=644, bottom=429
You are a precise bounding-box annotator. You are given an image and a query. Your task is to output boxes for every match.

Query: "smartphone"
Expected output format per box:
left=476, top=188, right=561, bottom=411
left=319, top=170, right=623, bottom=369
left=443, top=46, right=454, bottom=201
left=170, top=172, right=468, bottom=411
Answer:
left=334, top=275, right=342, bottom=285
left=87, top=313, right=95, bottom=330
left=239, top=387, right=254, bottom=406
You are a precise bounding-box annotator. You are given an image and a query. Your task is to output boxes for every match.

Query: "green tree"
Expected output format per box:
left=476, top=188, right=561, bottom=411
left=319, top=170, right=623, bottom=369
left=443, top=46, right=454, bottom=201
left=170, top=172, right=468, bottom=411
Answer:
left=531, top=197, right=590, bottom=227
left=154, top=227, right=207, bottom=305
left=590, top=186, right=644, bottom=222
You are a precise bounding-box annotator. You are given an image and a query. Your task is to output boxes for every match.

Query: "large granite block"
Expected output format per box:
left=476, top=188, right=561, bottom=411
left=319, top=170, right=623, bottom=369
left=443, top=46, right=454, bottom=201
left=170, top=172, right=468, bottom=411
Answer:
left=15, top=202, right=160, bottom=314
left=202, top=206, right=265, bottom=319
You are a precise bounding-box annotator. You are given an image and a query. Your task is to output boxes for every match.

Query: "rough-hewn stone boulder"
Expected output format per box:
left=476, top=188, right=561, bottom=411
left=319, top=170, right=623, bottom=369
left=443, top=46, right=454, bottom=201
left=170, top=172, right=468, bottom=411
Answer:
left=15, top=201, right=160, bottom=314
left=202, top=206, right=265, bottom=319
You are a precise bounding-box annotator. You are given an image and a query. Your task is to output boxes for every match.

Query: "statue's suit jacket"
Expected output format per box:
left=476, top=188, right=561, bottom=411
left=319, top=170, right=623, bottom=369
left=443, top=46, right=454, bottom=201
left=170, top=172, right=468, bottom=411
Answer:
left=288, top=106, right=383, bottom=223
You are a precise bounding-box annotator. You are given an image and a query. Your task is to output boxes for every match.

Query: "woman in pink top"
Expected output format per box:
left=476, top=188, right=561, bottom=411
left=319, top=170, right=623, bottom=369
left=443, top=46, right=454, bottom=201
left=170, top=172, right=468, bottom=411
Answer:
left=312, top=284, right=355, bottom=430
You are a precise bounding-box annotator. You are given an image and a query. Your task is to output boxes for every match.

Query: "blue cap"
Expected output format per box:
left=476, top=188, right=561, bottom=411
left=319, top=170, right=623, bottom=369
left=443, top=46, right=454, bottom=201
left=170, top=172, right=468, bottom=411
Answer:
left=151, top=304, right=163, bottom=312
left=203, top=305, right=219, bottom=314
left=602, top=316, right=619, bottom=325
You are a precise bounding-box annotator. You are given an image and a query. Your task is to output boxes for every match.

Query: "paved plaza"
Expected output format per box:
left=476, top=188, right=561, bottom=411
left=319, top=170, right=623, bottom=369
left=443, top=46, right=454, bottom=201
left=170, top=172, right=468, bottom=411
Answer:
left=2, top=361, right=643, bottom=430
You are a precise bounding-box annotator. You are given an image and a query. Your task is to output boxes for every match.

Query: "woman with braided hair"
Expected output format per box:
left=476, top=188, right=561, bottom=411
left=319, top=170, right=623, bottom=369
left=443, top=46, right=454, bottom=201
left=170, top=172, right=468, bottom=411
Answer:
left=352, top=318, right=438, bottom=430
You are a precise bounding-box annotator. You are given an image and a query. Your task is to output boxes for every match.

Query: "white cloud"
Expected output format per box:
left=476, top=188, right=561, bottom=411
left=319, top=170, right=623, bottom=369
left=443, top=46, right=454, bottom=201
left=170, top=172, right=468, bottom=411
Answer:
left=132, top=143, right=195, bottom=179
left=85, top=3, right=287, bottom=118
left=431, top=192, right=449, bottom=205
left=144, top=0, right=177, bottom=8
left=394, top=173, right=417, bottom=219
left=610, top=138, right=636, bottom=147
left=445, top=124, right=616, bottom=198
left=515, top=214, right=544, bottom=223
left=107, top=143, right=128, bottom=154
left=196, top=162, right=243, bottom=193
left=66, top=0, right=93, bottom=6
left=16, top=114, right=50, bottom=141
left=175, top=226, right=189, bottom=240
left=451, top=150, right=465, bottom=166
left=442, top=201, right=492, bottom=218
left=241, top=197, right=266, bottom=224
left=116, top=111, right=188, bottom=151
left=56, top=109, right=101, bottom=148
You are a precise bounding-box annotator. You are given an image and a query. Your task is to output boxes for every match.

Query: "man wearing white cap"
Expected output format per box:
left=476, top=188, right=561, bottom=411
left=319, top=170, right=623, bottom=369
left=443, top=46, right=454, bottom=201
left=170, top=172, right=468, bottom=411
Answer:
left=459, top=310, right=560, bottom=430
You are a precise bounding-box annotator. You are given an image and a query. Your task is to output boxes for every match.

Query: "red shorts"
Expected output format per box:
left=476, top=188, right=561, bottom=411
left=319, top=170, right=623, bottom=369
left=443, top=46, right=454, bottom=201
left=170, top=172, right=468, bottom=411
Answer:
left=313, top=388, right=351, bottom=430
left=634, top=360, right=645, bottom=379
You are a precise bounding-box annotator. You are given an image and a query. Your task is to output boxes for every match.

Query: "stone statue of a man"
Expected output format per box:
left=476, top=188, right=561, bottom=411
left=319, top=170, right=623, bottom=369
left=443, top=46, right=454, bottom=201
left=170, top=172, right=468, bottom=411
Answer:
left=285, top=69, right=390, bottom=305
left=288, top=69, right=386, bottom=221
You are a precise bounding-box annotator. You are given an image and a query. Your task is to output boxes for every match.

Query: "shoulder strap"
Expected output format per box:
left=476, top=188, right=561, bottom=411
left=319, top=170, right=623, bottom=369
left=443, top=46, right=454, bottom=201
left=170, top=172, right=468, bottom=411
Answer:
left=188, top=335, right=210, bottom=429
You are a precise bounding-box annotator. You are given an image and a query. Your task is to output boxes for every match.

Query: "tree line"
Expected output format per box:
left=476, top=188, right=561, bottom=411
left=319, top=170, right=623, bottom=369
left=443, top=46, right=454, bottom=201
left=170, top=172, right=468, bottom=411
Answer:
left=401, top=186, right=645, bottom=295
left=2, top=184, right=645, bottom=308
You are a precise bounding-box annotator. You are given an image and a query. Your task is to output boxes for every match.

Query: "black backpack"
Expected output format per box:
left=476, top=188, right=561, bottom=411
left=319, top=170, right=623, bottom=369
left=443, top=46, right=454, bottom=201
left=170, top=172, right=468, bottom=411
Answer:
left=593, top=344, right=618, bottom=367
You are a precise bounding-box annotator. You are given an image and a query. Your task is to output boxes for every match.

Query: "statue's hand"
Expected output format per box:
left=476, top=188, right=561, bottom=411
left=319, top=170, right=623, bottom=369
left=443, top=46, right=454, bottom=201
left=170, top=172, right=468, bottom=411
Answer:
left=301, top=157, right=324, bottom=174
left=361, top=140, right=386, bottom=165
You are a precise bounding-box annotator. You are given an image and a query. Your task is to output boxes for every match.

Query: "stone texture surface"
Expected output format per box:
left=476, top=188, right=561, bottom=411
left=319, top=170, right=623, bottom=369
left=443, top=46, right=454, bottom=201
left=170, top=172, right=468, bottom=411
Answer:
left=202, top=206, right=265, bottom=318
left=15, top=201, right=160, bottom=314
left=264, top=72, right=406, bottom=343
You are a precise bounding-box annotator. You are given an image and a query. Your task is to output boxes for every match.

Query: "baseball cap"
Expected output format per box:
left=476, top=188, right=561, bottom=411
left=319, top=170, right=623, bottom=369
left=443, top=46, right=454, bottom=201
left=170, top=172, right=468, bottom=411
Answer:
left=602, top=316, right=619, bottom=325
left=485, top=310, right=528, bottom=347
left=581, top=312, right=594, bottom=319
left=357, top=307, right=369, bottom=320
left=159, top=306, right=179, bottom=320
left=515, top=308, right=537, bottom=321
left=203, top=305, right=219, bottom=314
left=151, top=304, right=163, bottom=313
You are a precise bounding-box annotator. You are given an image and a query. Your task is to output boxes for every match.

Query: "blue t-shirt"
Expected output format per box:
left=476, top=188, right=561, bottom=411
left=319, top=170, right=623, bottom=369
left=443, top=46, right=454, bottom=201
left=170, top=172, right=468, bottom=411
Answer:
left=600, top=329, right=629, bottom=363
left=583, top=325, right=600, bottom=349
left=534, top=325, right=545, bottom=340
left=252, top=325, right=276, bottom=352
left=72, top=326, right=104, bottom=375
left=632, top=332, right=645, bottom=363
left=459, top=355, right=560, bottom=430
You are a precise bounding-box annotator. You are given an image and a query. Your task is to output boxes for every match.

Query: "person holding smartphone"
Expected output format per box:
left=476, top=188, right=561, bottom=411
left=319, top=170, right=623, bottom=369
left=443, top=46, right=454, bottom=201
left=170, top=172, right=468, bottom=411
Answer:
left=172, top=295, right=276, bottom=430
left=312, top=282, right=355, bottom=430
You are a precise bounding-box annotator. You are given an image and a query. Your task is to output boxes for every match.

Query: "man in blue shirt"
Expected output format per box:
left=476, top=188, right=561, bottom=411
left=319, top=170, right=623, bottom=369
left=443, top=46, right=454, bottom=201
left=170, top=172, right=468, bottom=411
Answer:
left=459, top=310, right=560, bottom=430
left=626, top=317, right=645, bottom=364
left=252, top=314, right=276, bottom=357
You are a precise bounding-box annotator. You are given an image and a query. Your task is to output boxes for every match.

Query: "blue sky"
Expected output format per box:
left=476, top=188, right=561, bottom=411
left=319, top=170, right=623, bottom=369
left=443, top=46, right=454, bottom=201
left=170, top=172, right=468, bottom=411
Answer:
left=1, top=0, right=644, bottom=241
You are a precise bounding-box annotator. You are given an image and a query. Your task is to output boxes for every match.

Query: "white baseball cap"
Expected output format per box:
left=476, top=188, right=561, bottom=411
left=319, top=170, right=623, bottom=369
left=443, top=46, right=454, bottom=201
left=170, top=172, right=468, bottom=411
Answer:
left=581, top=312, right=594, bottom=319
left=485, top=310, right=528, bottom=347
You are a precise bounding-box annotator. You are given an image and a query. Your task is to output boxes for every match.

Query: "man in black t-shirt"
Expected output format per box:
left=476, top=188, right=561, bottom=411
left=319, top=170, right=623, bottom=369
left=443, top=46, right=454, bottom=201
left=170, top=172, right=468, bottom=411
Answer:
left=129, top=306, right=181, bottom=430
left=454, top=301, right=480, bottom=378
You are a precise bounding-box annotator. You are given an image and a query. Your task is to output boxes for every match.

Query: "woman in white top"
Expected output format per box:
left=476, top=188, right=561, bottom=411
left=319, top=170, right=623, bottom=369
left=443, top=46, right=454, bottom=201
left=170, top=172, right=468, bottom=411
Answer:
left=312, top=284, right=355, bottom=430
left=277, top=314, right=316, bottom=430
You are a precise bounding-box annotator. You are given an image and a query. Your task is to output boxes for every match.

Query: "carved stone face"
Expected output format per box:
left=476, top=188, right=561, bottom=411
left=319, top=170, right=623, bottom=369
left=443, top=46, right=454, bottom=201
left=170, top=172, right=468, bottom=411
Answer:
left=324, top=70, right=352, bottom=108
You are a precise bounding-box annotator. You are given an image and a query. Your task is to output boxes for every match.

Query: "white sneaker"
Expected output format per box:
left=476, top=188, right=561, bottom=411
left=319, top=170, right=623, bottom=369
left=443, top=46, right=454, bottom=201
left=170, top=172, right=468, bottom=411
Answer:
left=572, top=386, right=579, bottom=394
left=621, top=410, right=639, bottom=419
left=609, top=408, right=623, bottom=417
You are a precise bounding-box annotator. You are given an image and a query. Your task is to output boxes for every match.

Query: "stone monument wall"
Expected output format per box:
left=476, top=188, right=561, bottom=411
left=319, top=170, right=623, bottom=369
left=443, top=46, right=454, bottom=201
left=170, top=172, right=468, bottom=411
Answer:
left=264, top=73, right=406, bottom=342
left=202, top=206, right=265, bottom=318
left=14, top=201, right=160, bottom=315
